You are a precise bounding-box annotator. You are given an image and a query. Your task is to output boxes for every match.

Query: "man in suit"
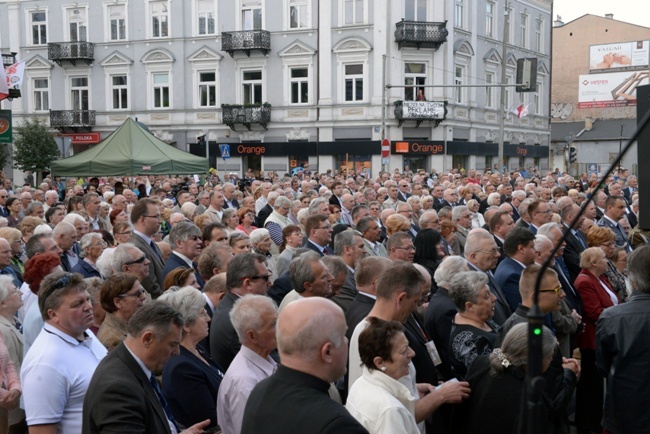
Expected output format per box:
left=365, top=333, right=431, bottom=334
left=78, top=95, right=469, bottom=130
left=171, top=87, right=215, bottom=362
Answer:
left=256, top=191, right=277, bottom=228
left=431, top=184, right=445, bottom=210
left=608, top=182, right=638, bottom=228
left=53, top=222, right=79, bottom=272
left=195, top=191, right=210, bottom=216
left=494, top=227, right=537, bottom=312
left=452, top=205, right=473, bottom=256
left=162, top=221, right=205, bottom=289
left=622, top=175, right=638, bottom=203
left=129, top=198, right=165, bottom=299
left=358, top=217, right=387, bottom=257
left=329, top=182, right=345, bottom=207
left=593, top=190, right=607, bottom=222
left=489, top=210, right=515, bottom=268
left=82, top=301, right=210, bottom=434
left=397, top=180, right=411, bottom=202
left=210, top=253, right=271, bottom=371
left=345, top=257, right=390, bottom=339
left=303, top=214, right=333, bottom=256
left=561, top=204, right=588, bottom=285
left=222, top=183, right=240, bottom=210
left=331, top=230, right=366, bottom=313
left=597, top=196, right=632, bottom=252
left=381, top=185, right=402, bottom=211
left=204, top=190, right=225, bottom=224
left=464, top=229, right=512, bottom=326
left=0, top=189, right=8, bottom=217
left=242, top=298, right=368, bottom=434
left=82, top=193, right=108, bottom=232
left=527, top=199, right=553, bottom=234
left=509, top=190, right=525, bottom=222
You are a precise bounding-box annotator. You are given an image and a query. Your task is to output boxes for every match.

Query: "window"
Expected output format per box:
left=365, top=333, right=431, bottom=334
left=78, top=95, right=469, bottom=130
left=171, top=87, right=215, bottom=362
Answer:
left=290, top=68, right=309, bottom=104
left=344, top=64, right=363, bottom=102
left=535, top=19, right=543, bottom=52
left=404, top=63, right=426, bottom=101
left=507, top=8, right=514, bottom=43
left=242, top=70, right=263, bottom=104
left=455, top=65, right=465, bottom=104
left=151, top=1, right=169, bottom=38
left=505, top=74, right=513, bottom=109
left=153, top=72, right=170, bottom=108
left=242, top=0, right=262, bottom=30
left=405, top=0, right=427, bottom=21
left=289, top=0, right=308, bottom=29
left=520, top=13, right=528, bottom=48
left=67, top=8, right=87, bottom=42
left=344, top=0, right=364, bottom=25
left=108, top=4, right=127, bottom=41
left=455, top=0, right=464, bottom=28
left=32, top=78, right=49, bottom=112
left=71, top=77, right=89, bottom=110
left=485, top=72, right=495, bottom=108
left=534, top=81, right=542, bottom=114
left=111, top=75, right=128, bottom=110
left=199, top=72, right=217, bottom=107
left=485, top=2, right=494, bottom=38
left=197, top=0, right=216, bottom=35
left=30, top=11, right=47, bottom=45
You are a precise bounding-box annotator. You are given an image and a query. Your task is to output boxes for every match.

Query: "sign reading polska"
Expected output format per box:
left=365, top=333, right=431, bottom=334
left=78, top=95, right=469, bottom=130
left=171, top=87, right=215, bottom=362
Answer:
left=62, top=133, right=101, bottom=144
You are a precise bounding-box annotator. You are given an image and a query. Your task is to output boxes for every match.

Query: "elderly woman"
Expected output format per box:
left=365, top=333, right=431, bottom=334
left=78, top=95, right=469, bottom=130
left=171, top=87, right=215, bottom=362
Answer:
left=407, top=196, right=422, bottom=222
left=250, top=228, right=276, bottom=279
left=96, top=273, right=147, bottom=351
left=587, top=225, right=628, bottom=302
left=466, top=199, right=486, bottom=229
left=85, top=277, right=106, bottom=336
left=229, top=232, right=251, bottom=255
left=109, top=208, right=129, bottom=228
left=448, top=271, right=499, bottom=379
left=71, top=232, right=106, bottom=279
left=163, top=267, right=200, bottom=292
left=0, top=228, right=25, bottom=279
left=453, top=323, right=557, bottom=433
left=420, top=195, right=434, bottom=212
left=181, top=202, right=198, bottom=222
left=275, top=225, right=303, bottom=278
left=574, top=246, right=618, bottom=434
left=486, top=192, right=501, bottom=207
left=160, top=287, right=224, bottom=431
left=346, top=317, right=420, bottom=434
left=0, top=276, right=25, bottom=433
left=112, top=221, right=133, bottom=246
left=222, top=208, right=239, bottom=235
left=413, top=229, right=445, bottom=295
left=236, top=207, right=257, bottom=235
left=612, top=247, right=627, bottom=276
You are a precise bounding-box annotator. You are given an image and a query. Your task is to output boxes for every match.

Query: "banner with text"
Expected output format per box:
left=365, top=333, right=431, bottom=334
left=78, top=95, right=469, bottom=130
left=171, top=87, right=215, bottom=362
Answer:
left=589, top=40, right=649, bottom=72
left=578, top=70, right=649, bottom=108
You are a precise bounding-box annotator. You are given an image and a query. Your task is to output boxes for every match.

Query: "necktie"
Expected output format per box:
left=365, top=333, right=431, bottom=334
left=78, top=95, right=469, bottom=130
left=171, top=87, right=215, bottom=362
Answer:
left=150, top=240, right=163, bottom=262
left=573, top=230, right=587, bottom=250
left=322, top=248, right=329, bottom=256
left=149, top=374, right=179, bottom=432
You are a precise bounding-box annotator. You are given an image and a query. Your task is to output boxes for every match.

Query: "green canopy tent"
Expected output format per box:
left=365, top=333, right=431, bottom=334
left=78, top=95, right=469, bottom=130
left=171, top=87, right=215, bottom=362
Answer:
left=50, top=118, right=208, bottom=176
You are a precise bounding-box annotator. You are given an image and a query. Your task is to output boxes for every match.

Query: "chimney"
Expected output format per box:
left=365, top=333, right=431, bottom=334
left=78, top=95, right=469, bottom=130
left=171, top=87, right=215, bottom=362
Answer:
left=605, top=13, right=614, bottom=19
left=585, top=117, right=593, bottom=131
left=553, top=14, right=564, bottom=27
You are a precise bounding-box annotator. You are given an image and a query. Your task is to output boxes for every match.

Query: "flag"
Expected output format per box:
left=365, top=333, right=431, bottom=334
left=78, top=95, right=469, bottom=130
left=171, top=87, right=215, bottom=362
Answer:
left=513, top=103, right=529, bottom=118
left=5, top=61, right=25, bottom=90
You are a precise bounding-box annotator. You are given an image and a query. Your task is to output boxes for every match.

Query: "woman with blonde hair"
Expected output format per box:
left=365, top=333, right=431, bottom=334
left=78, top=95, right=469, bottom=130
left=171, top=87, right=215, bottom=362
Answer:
left=587, top=225, right=628, bottom=302
left=420, top=195, right=435, bottom=211
left=383, top=214, right=411, bottom=245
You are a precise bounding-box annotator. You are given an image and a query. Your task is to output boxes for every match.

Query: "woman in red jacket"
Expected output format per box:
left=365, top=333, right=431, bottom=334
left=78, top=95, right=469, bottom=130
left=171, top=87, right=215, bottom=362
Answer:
left=574, top=247, right=619, bottom=434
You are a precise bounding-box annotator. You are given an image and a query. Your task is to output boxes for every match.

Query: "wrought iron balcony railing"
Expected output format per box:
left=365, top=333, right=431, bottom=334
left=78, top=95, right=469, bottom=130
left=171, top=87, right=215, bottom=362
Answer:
left=222, top=105, right=271, bottom=130
left=394, top=20, right=448, bottom=51
left=50, top=110, right=96, bottom=130
left=48, top=42, right=95, bottom=66
left=394, top=100, right=447, bottom=127
left=221, top=30, right=271, bottom=57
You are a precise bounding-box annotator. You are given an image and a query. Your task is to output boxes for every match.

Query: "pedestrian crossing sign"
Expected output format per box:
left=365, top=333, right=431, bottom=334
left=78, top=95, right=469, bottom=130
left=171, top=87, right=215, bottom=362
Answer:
left=219, top=144, right=231, bottom=159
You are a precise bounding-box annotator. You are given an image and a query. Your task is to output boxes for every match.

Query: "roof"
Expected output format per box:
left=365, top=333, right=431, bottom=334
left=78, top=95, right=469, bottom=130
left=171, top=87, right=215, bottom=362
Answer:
left=50, top=118, right=208, bottom=176
left=558, top=14, right=649, bottom=29
left=551, top=119, right=639, bottom=142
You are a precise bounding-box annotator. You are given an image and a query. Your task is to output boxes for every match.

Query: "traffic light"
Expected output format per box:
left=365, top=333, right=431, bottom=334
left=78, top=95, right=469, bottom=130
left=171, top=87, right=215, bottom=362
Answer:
left=569, top=147, right=577, bottom=164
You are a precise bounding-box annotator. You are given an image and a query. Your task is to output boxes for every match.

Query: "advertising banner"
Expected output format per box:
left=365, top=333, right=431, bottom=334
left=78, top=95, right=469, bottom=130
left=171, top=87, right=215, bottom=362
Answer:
left=578, top=70, right=649, bottom=108
left=589, top=40, right=649, bottom=72
left=0, top=110, right=11, bottom=144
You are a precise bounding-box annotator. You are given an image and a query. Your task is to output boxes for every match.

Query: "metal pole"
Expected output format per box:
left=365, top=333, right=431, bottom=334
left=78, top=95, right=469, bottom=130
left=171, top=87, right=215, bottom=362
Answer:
left=498, top=1, right=510, bottom=174
left=382, top=54, right=387, bottom=174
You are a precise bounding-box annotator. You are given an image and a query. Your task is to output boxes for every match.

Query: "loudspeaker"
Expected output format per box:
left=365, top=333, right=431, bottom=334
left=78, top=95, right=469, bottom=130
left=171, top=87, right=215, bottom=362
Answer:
left=637, top=85, right=650, bottom=229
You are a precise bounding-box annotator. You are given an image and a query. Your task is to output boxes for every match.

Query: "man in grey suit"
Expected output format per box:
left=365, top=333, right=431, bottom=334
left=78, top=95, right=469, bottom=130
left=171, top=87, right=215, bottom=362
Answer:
left=129, top=198, right=165, bottom=299
left=357, top=217, right=387, bottom=257
left=331, top=230, right=366, bottom=313
left=597, top=195, right=632, bottom=252
left=83, top=301, right=210, bottom=434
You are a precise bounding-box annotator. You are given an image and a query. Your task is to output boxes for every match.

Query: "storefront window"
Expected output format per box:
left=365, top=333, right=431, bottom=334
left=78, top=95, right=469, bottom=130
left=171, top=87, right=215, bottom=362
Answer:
left=289, top=155, right=310, bottom=175
left=336, top=154, right=371, bottom=177
left=403, top=156, right=427, bottom=173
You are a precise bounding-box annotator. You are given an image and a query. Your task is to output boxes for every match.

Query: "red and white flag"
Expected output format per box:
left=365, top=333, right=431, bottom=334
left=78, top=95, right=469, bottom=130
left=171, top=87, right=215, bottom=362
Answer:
left=0, top=61, right=25, bottom=102
left=511, top=103, right=529, bottom=118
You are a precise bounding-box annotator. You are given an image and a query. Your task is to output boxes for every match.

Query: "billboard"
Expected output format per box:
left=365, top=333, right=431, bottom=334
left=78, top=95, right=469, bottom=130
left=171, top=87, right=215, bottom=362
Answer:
left=589, top=40, right=649, bottom=72
left=578, top=70, right=650, bottom=108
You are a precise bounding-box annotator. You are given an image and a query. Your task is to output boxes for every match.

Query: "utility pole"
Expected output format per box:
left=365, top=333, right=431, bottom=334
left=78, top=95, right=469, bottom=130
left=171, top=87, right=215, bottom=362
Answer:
left=498, top=1, right=510, bottom=173
left=381, top=54, right=388, bottom=174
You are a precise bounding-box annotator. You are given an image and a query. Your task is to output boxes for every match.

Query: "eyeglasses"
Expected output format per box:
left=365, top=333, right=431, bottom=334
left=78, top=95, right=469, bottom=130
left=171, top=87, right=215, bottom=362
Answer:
left=53, top=273, right=73, bottom=290
left=143, top=214, right=161, bottom=219
left=187, top=235, right=202, bottom=242
left=394, top=245, right=415, bottom=252
left=539, top=286, right=563, bottom=295
left=92, top=241, right=108, bottom=248
left=118, top=288, right=146, bottom=298
left=535, top=209, right=552, bottom=214
left=116, top=230, right=133, bottom=236
left=241, top=274, right=271, bottom=282
left=124, top=256, right=147, bottom=266
left=317, top=225, right=332, bottom=230
left=477, top=249, right=499, bottom=255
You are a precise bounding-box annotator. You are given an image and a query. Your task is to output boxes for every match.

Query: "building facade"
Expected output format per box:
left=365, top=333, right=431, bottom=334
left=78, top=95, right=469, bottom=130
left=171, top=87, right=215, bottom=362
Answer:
left=550, top=14, right=649, bottom=175
left=0, top=0, right=551, bottom=179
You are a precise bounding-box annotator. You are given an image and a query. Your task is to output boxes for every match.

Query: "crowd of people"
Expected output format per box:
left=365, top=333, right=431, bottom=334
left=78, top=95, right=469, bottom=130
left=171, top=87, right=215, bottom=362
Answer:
left=0, top=164, right=646, bottom=434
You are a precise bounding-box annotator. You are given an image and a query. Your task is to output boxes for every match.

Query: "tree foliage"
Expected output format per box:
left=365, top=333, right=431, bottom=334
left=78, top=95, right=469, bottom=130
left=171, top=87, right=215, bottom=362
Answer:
left=0, top=144, right=11, bottom=171
left=13, top=118, right=60, bottom=172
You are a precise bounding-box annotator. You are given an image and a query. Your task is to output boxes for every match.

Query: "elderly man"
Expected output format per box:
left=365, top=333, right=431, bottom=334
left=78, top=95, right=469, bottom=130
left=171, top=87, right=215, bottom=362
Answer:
left=357, top=217, right=387, bottom=257
left=82, top=301, right=210, bottom=434
left=71, top=233, right=106, bottom=278
left=241, top=297, right=368, bottom=434
left=161, top=222, right=204, bottom=289
left=345, top=256, right=391, bottom=338
left=382, top=184, right=402, bottom=211
left=82, top=193, right=107, bottom=231
left=129, top=198, right=165, bottom=298
left=264, top=196, right=291, bottom=256
left=278, top=251, right=334, bottom=310
left=0, top=238, right=21, bottom=288
left=205, top=190, right=225, bottom=224
left=210, top=253, right=271, bottom=370
left=23, top=272, right=107, bottom=433
left=386, top=232, right=415, bottom=262
left=452, top=205, right=472, bottom=255
left=53, top=221, right=79, bottom=271
left=222, top=183, right=239, bottom=210
left=112, top=243, right=152, bottom=283
left=217, top=295, right=278, bottom=434
left=331, top=230, right=366, bottom=312
left=43, top=190, right=59, bottom=213
left=304, top=214, right=333, bottom=256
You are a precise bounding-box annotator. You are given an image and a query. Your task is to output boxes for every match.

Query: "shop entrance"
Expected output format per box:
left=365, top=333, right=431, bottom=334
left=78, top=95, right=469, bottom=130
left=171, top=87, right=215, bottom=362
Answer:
left=243, top=155, right=262, bottom=178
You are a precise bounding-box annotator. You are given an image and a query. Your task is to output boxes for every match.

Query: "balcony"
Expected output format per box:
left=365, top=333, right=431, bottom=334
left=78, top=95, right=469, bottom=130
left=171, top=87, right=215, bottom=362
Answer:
left=394, top=20, right=448, bottom=51
left=50, top=110, right=96, bottom=132
left=48, top=42, right=95, bottom=66
left=222, top=104, right=271, bottom=131
left=221, top=30, right=271, bottom=57
left=394, top=100, right=447, bottom=128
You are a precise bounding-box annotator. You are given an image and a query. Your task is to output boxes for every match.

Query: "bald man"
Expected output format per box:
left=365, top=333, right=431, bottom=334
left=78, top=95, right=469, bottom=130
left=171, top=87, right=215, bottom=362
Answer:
left=241, top=298, right=368, bottom=434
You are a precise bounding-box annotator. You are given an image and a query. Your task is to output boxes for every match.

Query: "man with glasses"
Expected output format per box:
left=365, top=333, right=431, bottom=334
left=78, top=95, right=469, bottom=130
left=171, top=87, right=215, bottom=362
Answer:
left=112, top=243, right=151, bottom=283
left=23, top=271, right=107, bottom=434
left=162, top=222, right=204, bottom=289
left=210, top=252, right=271, bottom=370
left=304, top=214, right=333, bottom=256
left=528, top=199, right=553, bottom=234
left=130, top=198, right=165, bottom=299
left=0, top=189, right=8, bottom=217
left=386, top=232, right=415, bottom=262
